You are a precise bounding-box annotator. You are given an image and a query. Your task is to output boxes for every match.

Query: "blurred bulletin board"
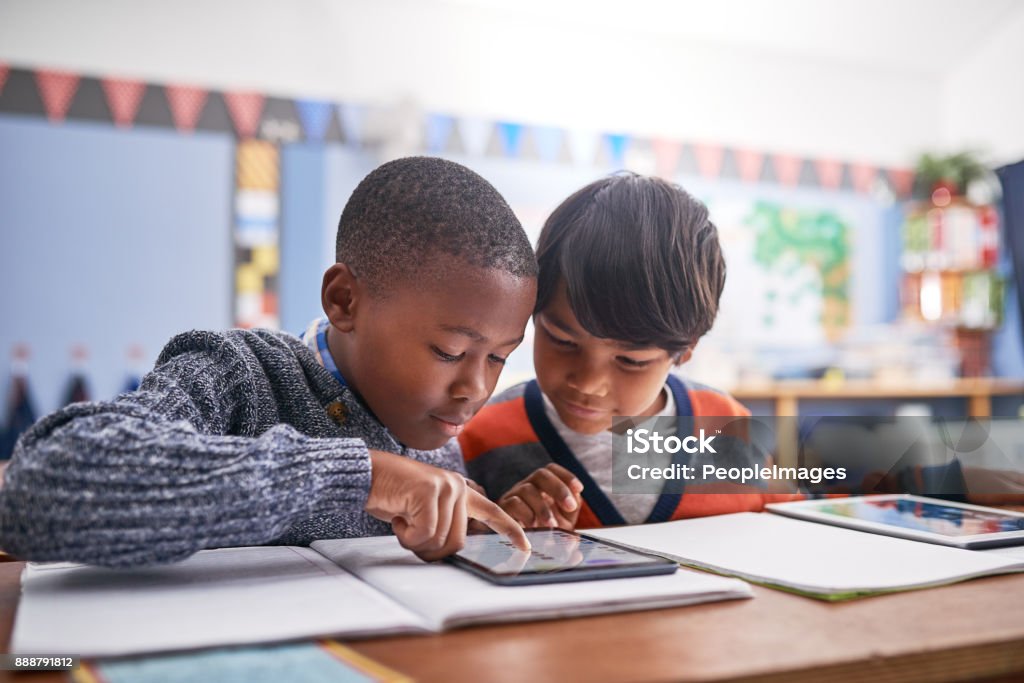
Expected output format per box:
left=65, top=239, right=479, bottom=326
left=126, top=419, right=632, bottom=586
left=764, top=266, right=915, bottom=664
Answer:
left=0, top=115, right=233, bottom=415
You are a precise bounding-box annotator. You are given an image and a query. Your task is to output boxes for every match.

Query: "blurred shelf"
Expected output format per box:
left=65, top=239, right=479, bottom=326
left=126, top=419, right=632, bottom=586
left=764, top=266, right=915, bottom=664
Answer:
left=731, top=377, right=1024, bottom=417
left=731, top=377, right=1024, bottom=468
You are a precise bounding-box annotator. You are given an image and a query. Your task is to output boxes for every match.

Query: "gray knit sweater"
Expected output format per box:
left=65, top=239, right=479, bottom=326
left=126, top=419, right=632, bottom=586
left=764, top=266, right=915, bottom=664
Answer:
left=0, top=329, right=464, bottom=568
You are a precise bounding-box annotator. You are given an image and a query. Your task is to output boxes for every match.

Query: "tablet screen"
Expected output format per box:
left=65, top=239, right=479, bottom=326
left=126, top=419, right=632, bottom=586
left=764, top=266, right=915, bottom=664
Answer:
left=813, top=498, right=1024, bottom=537
left=455, top=529, right=668, bottom=576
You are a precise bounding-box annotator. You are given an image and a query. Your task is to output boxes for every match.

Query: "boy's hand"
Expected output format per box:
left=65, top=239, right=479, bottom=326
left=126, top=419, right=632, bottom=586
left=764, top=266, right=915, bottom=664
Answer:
left=465, top=478, right=487, bottom=497
left=464, top=479, right=492, bottom=533
left=961, top=467, right=1024, bottom=506
left=365, top=450, right=531, bottom=562
left=498, top=464, right=584, bottom=530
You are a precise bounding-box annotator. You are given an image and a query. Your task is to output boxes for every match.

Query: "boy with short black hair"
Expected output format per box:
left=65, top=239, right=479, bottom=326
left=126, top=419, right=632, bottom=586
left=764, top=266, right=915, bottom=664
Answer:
left=461, top=172, right=800, bottom=529
left=0, top=156, right=534, bottom=567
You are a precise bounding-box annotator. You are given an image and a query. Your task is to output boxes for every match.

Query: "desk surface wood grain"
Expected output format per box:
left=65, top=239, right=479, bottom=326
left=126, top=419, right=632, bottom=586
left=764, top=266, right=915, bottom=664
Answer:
left=3, top=560, right=1024, bottom=683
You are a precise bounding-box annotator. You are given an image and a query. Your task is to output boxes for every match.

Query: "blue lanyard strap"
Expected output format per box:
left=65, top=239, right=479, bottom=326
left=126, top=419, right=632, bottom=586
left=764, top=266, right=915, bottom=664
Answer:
left=523, top=376, right=695, bottom=527
left=644, top=374, right=693, bottom=524
left=316, top=319, right=347, bottom=388
left=523, top=380, right=627, bottom=527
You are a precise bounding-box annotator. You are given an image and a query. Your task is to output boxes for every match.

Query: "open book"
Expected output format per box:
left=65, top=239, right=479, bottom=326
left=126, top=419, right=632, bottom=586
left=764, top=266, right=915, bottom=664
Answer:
left=13, top=535, right=752, bottom=657
left=587, top=512, right=1024, bottom=601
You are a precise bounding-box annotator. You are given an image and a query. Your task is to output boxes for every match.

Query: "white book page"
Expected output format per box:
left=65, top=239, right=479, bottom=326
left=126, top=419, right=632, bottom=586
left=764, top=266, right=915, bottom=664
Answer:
left=13, top=545, right=429, bottom=657
left=984, top=544, right=1024, bottom=560
left=312, top=536, right=752, bottom=631
left=587, top=513, right=1024, bottom=596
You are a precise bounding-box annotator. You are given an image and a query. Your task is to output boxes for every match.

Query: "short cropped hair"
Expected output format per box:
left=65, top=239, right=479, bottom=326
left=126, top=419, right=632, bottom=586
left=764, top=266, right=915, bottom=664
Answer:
left=535, top=173, right=725, bottom=356
left=336, top=157, right=537, bottom=291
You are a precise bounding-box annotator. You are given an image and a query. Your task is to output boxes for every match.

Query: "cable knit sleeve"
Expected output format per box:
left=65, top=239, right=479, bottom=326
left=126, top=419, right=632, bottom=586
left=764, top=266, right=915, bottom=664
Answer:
left=0, top=342, right=372, bottom=568
left=407, top=438, right=468, bottom=477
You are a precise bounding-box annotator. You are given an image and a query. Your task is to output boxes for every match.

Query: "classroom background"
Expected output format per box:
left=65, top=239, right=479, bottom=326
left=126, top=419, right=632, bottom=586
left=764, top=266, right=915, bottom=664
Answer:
left=3, top=0, right=1024, bottom=457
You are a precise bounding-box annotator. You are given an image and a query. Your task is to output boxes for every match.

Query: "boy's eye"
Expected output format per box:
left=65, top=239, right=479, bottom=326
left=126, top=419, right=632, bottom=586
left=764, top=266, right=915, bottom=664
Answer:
left=431, top=346, right=465, bottom=362
left=617, top=356, right=654, bottom=369
left=487, top=354, right=507, bottom=366
left=542, top=326, right=577, bottom=348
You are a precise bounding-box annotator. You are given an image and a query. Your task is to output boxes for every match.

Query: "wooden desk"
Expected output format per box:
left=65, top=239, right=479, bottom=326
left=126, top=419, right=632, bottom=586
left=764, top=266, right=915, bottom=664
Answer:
left=5, top=561, right=1024, bottom=683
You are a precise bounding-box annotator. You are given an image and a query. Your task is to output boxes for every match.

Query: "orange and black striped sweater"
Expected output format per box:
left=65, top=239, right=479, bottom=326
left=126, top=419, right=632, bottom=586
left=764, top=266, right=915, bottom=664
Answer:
left=460, top=375, right=804, bottom=529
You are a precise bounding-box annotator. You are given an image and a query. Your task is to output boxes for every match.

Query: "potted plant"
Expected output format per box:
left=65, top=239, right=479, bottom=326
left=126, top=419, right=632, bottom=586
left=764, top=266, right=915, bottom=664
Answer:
left=912, top=151, right=991, bottom=202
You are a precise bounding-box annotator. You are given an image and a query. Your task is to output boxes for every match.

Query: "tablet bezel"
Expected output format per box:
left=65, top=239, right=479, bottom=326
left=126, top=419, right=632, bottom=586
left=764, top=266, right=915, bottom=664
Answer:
left=766, top=494, right=1024, bottom=549
left=446, top=528, right=678, bottom=585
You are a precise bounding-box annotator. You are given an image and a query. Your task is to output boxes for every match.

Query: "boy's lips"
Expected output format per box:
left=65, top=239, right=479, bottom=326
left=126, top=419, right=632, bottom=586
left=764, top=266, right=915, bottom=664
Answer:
left=560, top=398, right=609, bottom=419
left=430, top=414, right=471, bottom=437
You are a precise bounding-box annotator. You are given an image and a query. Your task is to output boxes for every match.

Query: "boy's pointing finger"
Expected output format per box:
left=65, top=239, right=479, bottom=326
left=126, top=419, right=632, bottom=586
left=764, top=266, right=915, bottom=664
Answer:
left=466, top=489, right=532, bottom=553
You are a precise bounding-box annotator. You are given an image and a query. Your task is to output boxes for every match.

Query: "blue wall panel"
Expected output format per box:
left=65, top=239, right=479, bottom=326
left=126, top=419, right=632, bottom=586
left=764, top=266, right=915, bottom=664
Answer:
left=0, top=115, right=233, bottom=415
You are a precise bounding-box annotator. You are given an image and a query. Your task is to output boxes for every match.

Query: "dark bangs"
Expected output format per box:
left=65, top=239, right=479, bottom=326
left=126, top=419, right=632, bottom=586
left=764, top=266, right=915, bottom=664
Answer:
left=535, top=174, right=725, bottom=356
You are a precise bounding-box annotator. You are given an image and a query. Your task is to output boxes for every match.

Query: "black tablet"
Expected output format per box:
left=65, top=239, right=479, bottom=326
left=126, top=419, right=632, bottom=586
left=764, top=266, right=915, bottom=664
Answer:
left=447, top=528, right=678, bottom=585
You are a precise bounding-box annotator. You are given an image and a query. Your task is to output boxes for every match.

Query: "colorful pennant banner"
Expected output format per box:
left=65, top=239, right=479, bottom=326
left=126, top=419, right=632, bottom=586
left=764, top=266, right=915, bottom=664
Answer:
left=496, top=122, right=523, bottom=158
left=35, top=69, right=80, bottom=122
left=296, top=99, right=334, bottom=143
left=101, top=78, right=146, bottom=128
left=0, top=63, right=920, bottom=328
left=224, top=92, right=266, bottom=139
left=164, top=84, right=208, bottom=133
left=0, top=64, right=916, bottom=197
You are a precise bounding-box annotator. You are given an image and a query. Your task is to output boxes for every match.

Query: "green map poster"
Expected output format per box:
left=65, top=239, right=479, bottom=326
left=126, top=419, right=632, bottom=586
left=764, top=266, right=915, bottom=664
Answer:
left=712, top=198, right=852, bottom=346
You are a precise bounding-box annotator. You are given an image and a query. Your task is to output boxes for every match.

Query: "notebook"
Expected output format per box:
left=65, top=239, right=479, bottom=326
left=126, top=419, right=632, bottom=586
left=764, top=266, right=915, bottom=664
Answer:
left=13, top=535, right=752, bottom=657
left=74, top=640, right=411, bottom=683
left=586, top=512, right=1024, bottom=600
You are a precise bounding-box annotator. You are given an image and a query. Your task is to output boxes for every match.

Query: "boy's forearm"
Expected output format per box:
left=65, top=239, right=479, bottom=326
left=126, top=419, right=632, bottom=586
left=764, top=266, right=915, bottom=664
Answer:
left=0, top=402, right=372, bottom=568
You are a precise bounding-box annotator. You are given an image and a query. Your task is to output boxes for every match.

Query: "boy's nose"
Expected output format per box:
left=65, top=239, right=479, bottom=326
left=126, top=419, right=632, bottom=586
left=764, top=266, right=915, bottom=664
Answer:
left=566, top=357, right=609, bottom=397
left=451, top=365, right=489, bottom=403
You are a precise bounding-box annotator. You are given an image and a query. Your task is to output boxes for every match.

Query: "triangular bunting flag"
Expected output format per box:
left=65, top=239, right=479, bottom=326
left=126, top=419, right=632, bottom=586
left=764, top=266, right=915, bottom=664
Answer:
left=0, top=63, right=10, bottom=96
left=652, top=139, right=682, bottom=178
left=604, top=133, right=630, bottom=169
left=533, top=126, right=564, bottom=163
left=734, top=148, right=763, bottom=182
left=35, top=69, right=80, bottom=122
left=458, top=117, right=493, bottom=157
left=425, top=113, right=454, bottom=153
left=566, top=129, right=599, bottom=166
left=693, top=144, right=724, bottom=179
left=165, top=85, right=209, bottom=133
left=815, top=159, right=843, bottom=190
left=337, top=103, right=366, bottom=147
left=887, top=168, right=915, bottom=198
left=496, top=122, right=523, bottom=158
left=295, top=100, right=333, bottom=143
left=623, top=138, right=656, bottom=175
left=851, top=163, right=876, bottom=193
left=101, top=78, right=146, bottom=128
left=224, top=91, right=266, bottom=139
left=255, top=98, right=301, bottom=144
left=771, top=153, right=803, bottom=186
left=515, top=128, right=540, bottom=161
left=193, top=92, right=233, bottom=134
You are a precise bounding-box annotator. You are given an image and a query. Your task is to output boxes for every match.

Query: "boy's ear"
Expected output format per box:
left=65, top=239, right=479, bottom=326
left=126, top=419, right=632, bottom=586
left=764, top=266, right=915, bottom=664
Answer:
left=322, top=263, right=362, bottom=333
left=674, top=344, right=696, bottom=366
